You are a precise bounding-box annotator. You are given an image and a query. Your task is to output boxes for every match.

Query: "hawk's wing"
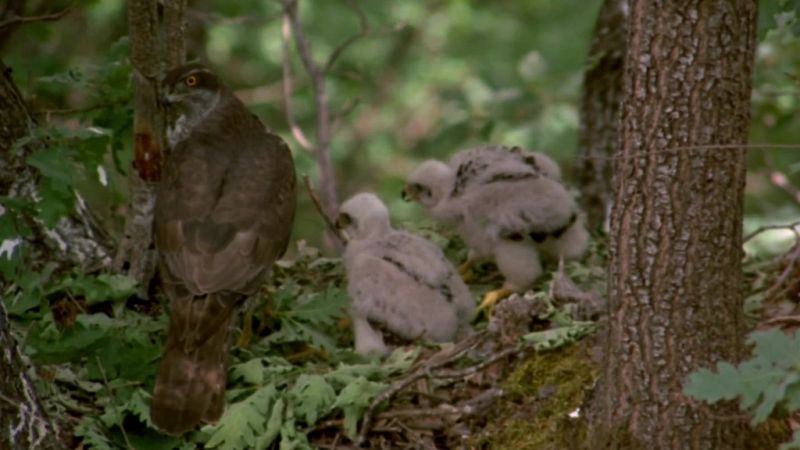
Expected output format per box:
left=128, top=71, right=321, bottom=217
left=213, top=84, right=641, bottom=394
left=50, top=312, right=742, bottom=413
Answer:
left=155, top=115, right=296, bottom=297
left=151, top=106, right=296, bottom=435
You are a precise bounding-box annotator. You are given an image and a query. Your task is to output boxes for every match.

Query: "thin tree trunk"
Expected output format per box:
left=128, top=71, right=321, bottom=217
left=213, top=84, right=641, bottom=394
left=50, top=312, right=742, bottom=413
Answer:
left=114, top=0, right=185, bottom=296
left=575, top=0, right=627, bottom=232
left=586, top=1, right=758, bottom=448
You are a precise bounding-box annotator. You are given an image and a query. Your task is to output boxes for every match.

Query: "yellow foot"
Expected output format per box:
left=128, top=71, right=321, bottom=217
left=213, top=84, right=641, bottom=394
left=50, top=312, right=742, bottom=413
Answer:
left=237, top=309, right=254, bottom=348
left=286, top=346, right=327, bottom=362
left=457, top=259, right=476, bottom=283
left=474, top=287, right=515, bottom=319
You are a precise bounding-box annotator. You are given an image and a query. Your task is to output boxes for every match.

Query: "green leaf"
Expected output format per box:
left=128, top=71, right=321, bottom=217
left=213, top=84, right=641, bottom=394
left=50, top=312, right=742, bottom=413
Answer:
left=229, top=356, right=294, bottom=385
left=284, top=288, right=349, bottom=326
left=288, top=374, right=336, bottom=424
left=331, top=376, right=386, bottom=438
left=74, top=416, right=113, bottom=450
left=255, top=396, right=284, bottom=449
left=204, top=383, right=278, bottom=450
left=683, top=363, right=745, bottom=403
left=522, top=322, right=596, bottom=351
left=684, top=330, right=800, bottom=425
left=28, top=321, right=109, bottom=364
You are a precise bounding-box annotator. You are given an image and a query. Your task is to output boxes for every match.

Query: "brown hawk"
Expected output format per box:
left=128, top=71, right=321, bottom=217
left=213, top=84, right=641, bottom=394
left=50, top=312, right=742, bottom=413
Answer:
left=149, top=63, right=296, bottom=435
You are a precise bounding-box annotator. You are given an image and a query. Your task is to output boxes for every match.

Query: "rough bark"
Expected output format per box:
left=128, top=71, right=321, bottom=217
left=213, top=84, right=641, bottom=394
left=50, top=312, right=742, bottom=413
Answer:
left=0, top=60, right=111, bottom=276
left=0, top=301, right=61, bottom=450
left=586, top=1, right=758, bottom=449
left=0, top=59, right=96, bottom=450
left=575, top=0, right=627, bottom=232
left=114, top=0, right=185, bottom=296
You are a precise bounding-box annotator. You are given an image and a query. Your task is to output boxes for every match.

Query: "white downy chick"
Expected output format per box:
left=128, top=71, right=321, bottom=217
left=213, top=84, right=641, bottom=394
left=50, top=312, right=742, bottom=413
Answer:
left=337, top=193, right=474, bottom=355
left=403, top=145, right=588, bottom=313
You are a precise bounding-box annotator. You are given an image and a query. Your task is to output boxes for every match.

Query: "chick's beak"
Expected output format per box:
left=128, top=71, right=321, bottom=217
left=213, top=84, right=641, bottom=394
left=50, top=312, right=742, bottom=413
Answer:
left=401, top=185, right=416, bottom=202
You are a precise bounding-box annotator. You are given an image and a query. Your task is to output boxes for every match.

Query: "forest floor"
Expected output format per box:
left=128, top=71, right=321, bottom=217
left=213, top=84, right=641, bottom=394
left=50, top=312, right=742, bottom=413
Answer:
left=8, top=226, right=800, bottom=449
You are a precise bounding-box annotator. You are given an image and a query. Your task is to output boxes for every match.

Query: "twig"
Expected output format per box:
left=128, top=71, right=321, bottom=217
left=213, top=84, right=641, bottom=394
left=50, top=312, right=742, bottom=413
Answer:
left=762, top=314, right=800, bottom=327
left=764, top=243, right=800, bottom=303
left=95, top=356, right=134, bottom=450
left=324, top=0, right=369, bottom=73
left=0, top=7, right=72, bottom=32
left=281, top=0, right=338, bottom=217
left=281, top=13, right=314, bottom=152
left=744, top=220, right=800, bottom=243
left=356, top=333, right=484, bottom=444
left=186, top=8, right=280, bottom=26
left=434, top=341, right=530, bottom=379
left=303, top=175, right=347, bottom=245
left=0, top=391, right=19, bottom=408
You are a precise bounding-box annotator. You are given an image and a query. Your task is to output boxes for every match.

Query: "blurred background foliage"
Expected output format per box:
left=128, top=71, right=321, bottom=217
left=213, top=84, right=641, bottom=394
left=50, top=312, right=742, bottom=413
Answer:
left=2, top=0, right=798, bottom=254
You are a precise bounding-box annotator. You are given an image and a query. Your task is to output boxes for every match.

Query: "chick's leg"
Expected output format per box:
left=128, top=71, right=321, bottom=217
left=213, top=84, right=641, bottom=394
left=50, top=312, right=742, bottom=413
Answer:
left=475, top=239, right=543, bottom=318
left=457, top=250, right=482, bottom=282
left=352, top=315, right=389, bottom=356
left=476, top=287, right=515, bottom=317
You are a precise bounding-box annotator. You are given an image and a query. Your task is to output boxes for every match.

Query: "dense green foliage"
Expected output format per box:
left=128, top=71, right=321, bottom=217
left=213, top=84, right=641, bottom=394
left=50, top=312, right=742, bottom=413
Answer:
left=1, top=0, right=799, bottom=448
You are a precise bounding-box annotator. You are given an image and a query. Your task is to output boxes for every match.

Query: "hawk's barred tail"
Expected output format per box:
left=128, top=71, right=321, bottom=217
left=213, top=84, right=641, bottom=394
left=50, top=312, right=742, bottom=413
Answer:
left=150, top=292, right=237, bottom=436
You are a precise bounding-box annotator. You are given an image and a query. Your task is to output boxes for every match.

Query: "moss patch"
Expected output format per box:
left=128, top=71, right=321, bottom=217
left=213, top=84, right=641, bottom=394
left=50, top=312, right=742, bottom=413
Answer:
left=471, top=341, right=598, bottom=449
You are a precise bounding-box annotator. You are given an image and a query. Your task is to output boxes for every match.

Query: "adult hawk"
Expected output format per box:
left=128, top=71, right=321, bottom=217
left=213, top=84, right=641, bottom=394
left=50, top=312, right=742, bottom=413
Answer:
left=150, top=63, right=296, bottom=435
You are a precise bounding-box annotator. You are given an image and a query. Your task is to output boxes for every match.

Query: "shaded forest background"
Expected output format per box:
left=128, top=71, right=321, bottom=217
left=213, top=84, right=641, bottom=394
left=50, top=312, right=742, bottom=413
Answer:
left=2, top=0, right=798, bottom=252
left=2, top=0, right=800, bottom=449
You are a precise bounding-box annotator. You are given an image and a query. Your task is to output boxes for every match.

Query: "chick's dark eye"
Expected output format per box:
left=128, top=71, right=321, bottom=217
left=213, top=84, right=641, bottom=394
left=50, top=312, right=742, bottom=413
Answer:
left=412, top=183, right=431, bottom=197
left=185, top=75, right=198, bottom=86
left=336, top=213, right=353, bottom=228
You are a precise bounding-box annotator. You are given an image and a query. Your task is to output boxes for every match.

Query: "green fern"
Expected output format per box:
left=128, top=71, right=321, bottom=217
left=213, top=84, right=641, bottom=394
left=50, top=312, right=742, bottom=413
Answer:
left=204, top=383, right=279, bottom=450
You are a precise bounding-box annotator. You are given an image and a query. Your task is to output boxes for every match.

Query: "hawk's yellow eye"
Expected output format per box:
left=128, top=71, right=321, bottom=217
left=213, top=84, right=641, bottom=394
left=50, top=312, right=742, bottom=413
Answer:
left=185, top=75, right=197, bottom=86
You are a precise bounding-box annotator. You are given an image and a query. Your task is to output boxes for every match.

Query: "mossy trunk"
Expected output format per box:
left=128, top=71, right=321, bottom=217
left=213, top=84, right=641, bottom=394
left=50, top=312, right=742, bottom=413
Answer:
left=586, top=0, right=758, bottom=448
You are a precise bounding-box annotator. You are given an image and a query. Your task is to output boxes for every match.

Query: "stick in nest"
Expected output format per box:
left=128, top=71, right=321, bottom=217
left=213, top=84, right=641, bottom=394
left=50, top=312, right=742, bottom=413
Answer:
left=356, top=333, right=485, bottom=444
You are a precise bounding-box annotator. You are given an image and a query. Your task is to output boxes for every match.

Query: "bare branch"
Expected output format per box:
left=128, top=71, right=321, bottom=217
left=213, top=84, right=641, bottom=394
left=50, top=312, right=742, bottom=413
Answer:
left=281, top=14, right=314, bottom=152
left=324, top=0, right=369, bottom=73
left=743, top=220, right=800, bottom=243
left=0, top=7, right=71, bottom=32
left=303, top=175, right=346, bottom=244
left=281, top=0, right=339, bottom=219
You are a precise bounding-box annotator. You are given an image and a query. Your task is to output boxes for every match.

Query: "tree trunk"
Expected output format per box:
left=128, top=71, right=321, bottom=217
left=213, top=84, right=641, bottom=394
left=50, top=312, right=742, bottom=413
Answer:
left=575, top=0, right=627, bottom=232
left=0, top=58, right=102, bottom=450
left=114, top=0, right=185, bottom=296
left=586, top=1, right=758, bottom=448
left=0, top=301, right=61, bottom=450
left=0, top=61, right=111, bottom=276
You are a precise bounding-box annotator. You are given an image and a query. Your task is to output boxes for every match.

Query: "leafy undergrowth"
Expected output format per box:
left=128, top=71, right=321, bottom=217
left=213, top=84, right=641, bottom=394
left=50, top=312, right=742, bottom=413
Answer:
left=4, top=225, right=609, bottom=449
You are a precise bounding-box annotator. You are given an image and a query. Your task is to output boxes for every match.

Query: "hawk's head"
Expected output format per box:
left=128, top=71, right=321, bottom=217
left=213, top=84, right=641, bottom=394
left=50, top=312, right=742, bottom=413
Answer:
left=161, top=63, right=226, bottom=146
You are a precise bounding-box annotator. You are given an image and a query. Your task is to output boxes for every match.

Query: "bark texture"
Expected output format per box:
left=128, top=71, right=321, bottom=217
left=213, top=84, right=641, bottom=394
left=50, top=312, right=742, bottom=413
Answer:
left=0, top=60, right=111, bottom=275
left=587, top=1, right=758, bottom=448
left=0, top=302, right=61, bottom=450
left=575, top=0, right=627, bottom=231
left=114, top=0, right=185, bottom=295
